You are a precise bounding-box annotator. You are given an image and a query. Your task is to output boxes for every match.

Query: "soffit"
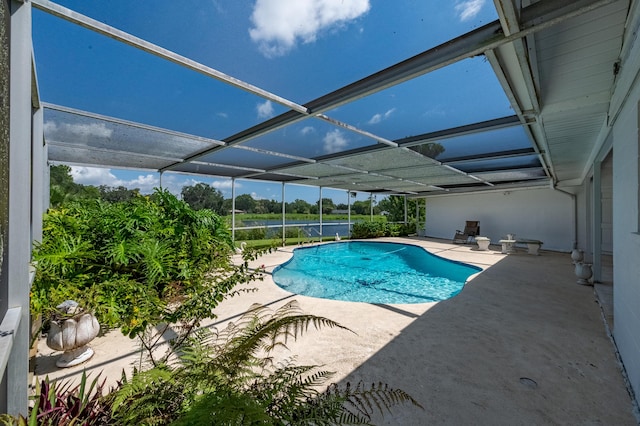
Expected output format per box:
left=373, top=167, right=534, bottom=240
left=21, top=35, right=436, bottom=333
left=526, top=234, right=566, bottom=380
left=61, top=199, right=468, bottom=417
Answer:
left=531, top=0, right=628, bottom=182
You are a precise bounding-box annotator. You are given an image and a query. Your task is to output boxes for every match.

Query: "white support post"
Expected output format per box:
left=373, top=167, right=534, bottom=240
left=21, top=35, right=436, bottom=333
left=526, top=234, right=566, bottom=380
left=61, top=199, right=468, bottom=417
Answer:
left=7, top=0, right=33, bottom=416
left=369, top=193, right=373, bottom=220
left=44, top=146, right=50, bottom=210
left=319, top=187, right=323, bottom=241
left=347, top=191, right=352, bottom=238
left=423, top=198, right=427, bottom=230
left=32, top=106, right=44, bottom=245
left=404, top=195, right=408, bottom=224
left=592, top=161, right=602, bottom=282
left=281, top=182, right=286, bottom=246
left=231, top=178, right=236, bottom=242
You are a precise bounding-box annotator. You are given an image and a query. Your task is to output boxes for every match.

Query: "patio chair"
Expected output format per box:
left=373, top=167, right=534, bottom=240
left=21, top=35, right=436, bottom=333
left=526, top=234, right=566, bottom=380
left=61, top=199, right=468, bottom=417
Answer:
left=453, top=220, right=480, bottom=244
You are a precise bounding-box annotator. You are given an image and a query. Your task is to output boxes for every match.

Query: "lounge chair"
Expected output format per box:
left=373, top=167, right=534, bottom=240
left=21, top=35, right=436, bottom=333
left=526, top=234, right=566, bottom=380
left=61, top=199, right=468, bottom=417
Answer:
left=453, top=221, right=480, bottom=244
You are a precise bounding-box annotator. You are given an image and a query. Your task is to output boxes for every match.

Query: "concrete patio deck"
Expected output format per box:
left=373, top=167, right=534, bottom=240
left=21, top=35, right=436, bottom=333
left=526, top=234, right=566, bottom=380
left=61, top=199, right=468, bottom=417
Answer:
left=34, top=237, right=639, bottom=425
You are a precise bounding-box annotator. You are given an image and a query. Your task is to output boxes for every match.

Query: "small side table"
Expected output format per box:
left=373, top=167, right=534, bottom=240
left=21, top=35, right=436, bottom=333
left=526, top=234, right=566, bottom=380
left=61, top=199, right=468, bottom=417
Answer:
left=498, top=239, right=516, bottom=254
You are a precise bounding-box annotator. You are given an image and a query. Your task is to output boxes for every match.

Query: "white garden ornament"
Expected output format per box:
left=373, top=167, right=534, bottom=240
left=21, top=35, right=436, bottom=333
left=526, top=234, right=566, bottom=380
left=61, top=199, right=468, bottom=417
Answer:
left=46, top=300, right=100, bottom=368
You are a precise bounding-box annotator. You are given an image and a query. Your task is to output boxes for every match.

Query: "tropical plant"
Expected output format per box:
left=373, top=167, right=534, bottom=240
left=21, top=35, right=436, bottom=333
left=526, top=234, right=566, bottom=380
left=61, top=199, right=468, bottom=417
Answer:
left=106, top=301, right=423, bottom=425
left=1, top=302, right=421, bottom=425
left=0, top=372, right=111, bottom=426
left=31, top=188, right=267, bottom=364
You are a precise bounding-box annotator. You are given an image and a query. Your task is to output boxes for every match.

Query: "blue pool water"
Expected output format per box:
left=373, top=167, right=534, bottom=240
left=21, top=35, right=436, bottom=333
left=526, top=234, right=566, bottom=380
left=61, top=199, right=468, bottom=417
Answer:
left=272, top=241, right=482, bottom=304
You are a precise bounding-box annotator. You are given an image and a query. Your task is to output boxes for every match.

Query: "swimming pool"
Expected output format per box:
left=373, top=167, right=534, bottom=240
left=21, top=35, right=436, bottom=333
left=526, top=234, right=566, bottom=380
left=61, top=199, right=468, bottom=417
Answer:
left=272, top=241, right=482, bottom=304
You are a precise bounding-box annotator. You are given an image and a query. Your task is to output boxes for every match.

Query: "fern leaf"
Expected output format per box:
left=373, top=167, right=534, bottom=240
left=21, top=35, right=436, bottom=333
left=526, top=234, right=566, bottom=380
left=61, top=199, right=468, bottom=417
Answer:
left=341, top=381, right=424, bottom=419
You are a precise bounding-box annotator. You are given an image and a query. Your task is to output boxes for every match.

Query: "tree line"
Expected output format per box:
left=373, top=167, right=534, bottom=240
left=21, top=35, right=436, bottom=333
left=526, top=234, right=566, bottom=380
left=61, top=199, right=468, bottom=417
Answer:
left=50, top=165, right=419, bottom=222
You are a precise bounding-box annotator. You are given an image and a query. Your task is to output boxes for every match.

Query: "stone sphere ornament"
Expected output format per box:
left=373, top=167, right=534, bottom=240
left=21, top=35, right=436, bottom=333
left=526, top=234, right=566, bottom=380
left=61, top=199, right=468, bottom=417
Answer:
left=46, top=300, right=100, bottom=368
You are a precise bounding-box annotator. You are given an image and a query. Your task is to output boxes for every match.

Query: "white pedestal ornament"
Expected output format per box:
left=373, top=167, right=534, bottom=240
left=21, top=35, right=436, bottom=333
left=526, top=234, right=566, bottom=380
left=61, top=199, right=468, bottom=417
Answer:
left=46, top=300, right=100, bottom=368
left=570, top=248, right=584, bottom=264
left=574, top=262, right=593, bottom=286
left=475, top=236, right=490, bottom=251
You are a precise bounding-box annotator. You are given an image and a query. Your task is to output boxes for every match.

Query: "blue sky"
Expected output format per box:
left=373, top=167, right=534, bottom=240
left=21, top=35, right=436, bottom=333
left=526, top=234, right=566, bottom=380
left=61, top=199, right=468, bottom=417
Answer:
left=33, top=0, right=506, bottom=203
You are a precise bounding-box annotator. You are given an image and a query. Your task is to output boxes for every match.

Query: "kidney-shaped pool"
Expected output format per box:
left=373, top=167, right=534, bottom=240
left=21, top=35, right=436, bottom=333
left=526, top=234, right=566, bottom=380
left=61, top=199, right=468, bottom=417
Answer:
left=272, top=241, right=482, bottom=304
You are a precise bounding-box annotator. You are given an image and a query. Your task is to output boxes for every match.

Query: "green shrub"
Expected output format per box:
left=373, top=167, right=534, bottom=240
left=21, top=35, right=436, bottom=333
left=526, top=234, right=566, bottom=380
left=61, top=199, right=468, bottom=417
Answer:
left=351, top=221, right=387, bottom=238
left=31, top=189, right=265, bottom=346
left=0, top=373, right=111, bottom=426
left=351, top=221, right=415, bottom=239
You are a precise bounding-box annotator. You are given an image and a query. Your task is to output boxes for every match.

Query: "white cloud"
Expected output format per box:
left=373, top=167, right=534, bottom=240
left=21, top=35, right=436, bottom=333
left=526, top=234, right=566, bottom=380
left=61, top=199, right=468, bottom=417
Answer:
left=249, top=0, right=370, bottom=57
left=43, top=121, right=58, bottom=134
left=70, top=166, right=118, bottom=186
left=45, top=120, right=113, bottom=140
left=250, top=191, right=266, bottom=200
left=163, top=175, right=236, bottom=197
left=323, top=129, right=348, bottom=154
left=210, top=0, right=225, bottom=14
left=70, top=166, right=159, bottom=194
left=211, top=180, right=235, bottom=190
left=301, top=126, right=315, bottom=135
left=257, top=100, right=275, bottom=119
left=368, top=108, right=396, bottom=125
left=68, top=168, right=238, bottom=198
left=455, top=0, right=485, bottom=22
left=156, top=174, right=186, bottom=196
left=369, top=114, right=382, bottom=124
left=126, top=174, right=159, bottom=193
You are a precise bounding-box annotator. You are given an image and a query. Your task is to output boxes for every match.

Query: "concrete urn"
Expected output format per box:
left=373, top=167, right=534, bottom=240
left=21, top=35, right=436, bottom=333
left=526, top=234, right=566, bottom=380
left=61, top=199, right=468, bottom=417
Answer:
left=574, top=262, right=593, bottom=286
left=475, top=236, right=490, bottom=251
left=46, top=300, right=100, bottom=368
left=571, top=248, right=584, bottom=264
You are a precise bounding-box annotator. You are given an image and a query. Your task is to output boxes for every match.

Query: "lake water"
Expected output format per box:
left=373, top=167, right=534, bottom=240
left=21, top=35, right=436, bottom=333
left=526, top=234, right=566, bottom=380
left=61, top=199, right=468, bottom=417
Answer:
left=237, top=219, right=351, bottom=238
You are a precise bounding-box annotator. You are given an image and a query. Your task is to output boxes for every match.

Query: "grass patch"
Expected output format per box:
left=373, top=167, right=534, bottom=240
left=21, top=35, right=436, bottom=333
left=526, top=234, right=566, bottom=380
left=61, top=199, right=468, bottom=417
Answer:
left=227, top=214, right=387, bottom=223
left=239, top=236, right=343, bottom=250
